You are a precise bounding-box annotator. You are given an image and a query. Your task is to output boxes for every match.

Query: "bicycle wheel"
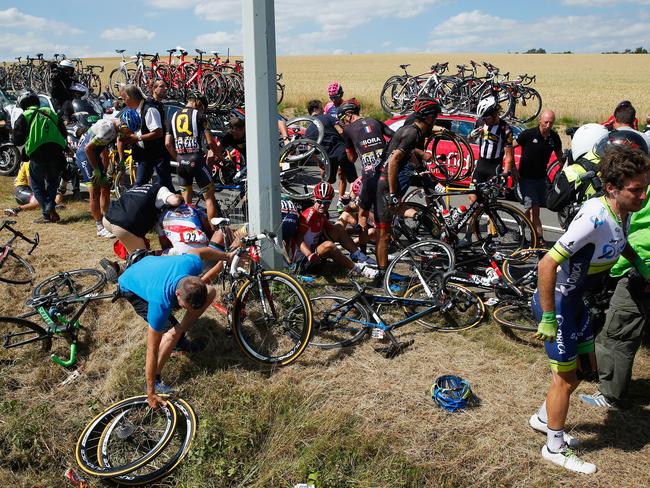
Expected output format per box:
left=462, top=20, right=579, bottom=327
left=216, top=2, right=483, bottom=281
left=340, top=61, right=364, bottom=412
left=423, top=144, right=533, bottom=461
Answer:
left=113, top=163, right=137, bottom=198
left=76, top=396, right=177, bottom=478
left=200, top=71, right=227, bottom=110
left=0, top=247, right=35, bottom=284
left=32, top=268, right=106, bottom=299
left=384, top=239, right=455, bottom=298
left=106, top=397, right=197, bottom=485
left=392, top=202, right=443, bottom=246
left=379, top=76, right=407, bottom=115
left=0, top=317, right=51, bottom=360
left=0, top=143, right=21, bottom=176
left=403, top=283, right=485, bottom=332
left=309, top=295, right=370, bottom=349
left=286, top=116, right=324, bottom=145
left=277, top=81, right=285, bottom=105
left=109, top=68, right=129, bottom=95
left=89, top=73, right=102, bottom=94
left=232, top=270, right=312, bottom=366
left=470, top=203, right=536, bottom=255
left=279, top=139, right=330, bottom=200
left=513, top=87, right=542, bottom=124
left=493, top=303, right=537, bottom=332
left=429, top=133, right=464, bottom=182
left=501, top=247, right=547, bottom=294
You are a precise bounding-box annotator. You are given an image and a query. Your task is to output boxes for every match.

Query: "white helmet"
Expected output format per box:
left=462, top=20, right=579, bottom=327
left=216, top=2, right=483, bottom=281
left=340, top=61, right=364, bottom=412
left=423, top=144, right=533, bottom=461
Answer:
left=571, top=123, right=608, bottom=161
left=59, top=59, right=75, bottom=69
left=476, top=96, right=498, bottom=117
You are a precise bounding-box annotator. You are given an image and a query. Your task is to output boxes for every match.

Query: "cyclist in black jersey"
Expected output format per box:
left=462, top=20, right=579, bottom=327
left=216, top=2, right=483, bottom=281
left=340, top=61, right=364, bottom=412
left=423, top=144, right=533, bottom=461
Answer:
left=375, top=97, right=441, bottom=277
left=165, top=92, right=218, bottom=220
left=339, top=98, right=394, bottom=250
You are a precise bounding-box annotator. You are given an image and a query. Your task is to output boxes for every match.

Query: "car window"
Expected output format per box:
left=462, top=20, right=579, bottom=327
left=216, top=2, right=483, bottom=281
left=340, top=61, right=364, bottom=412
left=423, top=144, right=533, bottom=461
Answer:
left=38, top=96, right=50, bottom=108
left=510, top=124, right=523, bottom=138
left=456, top=120, right=475, bottom=139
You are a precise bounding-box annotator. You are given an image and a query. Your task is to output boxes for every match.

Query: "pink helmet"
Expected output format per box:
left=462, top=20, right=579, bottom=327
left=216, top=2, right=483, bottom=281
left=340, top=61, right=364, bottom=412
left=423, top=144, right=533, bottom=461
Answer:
left=327, top=82, right=343, bottom=97
left=351, top=177, right=362, bottom=196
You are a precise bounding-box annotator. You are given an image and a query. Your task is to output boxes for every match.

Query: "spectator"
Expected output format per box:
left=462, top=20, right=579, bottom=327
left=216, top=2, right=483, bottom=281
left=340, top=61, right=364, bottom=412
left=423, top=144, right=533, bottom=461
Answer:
left=513, top=109, right=563, bottom=245
left=4, top=161, right=64, bottom=217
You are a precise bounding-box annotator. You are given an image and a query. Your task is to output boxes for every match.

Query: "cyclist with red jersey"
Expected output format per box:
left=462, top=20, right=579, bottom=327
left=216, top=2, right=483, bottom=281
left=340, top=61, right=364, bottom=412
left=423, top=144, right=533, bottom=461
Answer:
left=292, top=182, right=377, bottom=278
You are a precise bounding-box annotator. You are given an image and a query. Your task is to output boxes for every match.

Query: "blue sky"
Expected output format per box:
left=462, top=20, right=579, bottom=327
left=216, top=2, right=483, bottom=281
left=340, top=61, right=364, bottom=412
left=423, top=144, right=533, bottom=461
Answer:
left=1, top=0, right=650, bottom=59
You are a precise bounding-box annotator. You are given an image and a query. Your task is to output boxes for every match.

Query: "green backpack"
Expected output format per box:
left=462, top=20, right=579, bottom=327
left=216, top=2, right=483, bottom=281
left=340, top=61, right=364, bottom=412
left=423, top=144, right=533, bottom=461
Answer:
left=22, top=107, right=67, bottom=157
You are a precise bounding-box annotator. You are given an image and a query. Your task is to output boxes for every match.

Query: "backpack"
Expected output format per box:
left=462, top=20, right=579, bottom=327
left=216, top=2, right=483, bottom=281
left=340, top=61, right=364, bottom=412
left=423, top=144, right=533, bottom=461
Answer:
left=22, top=107, right=67, bottom=157
left=546, top=157, right=599, bottom=212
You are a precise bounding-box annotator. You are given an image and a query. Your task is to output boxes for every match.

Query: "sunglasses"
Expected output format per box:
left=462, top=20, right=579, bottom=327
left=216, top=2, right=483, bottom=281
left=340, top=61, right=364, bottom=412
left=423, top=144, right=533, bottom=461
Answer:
left=315, top=199, right=332, bottom=206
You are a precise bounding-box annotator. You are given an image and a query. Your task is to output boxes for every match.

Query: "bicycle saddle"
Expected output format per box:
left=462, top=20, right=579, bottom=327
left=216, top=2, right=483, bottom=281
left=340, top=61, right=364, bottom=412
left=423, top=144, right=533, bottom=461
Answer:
left=166, top=48, right=177, bottom=53
left=115, top=49, right=126, bottom=54
left=195, top=49, right=206, bottom=54
left=399, top=64, right=410, bottom=69
left=210, top=217, right=231, bottom=227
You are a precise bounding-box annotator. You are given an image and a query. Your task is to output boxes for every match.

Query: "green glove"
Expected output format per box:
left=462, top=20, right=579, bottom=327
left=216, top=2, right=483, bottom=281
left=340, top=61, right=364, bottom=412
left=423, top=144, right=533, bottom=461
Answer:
left=535, top=311, right=558, bottom=342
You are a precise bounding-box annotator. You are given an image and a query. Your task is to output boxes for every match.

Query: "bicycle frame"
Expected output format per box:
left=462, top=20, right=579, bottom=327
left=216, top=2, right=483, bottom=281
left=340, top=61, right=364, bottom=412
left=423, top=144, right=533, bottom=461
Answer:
left=1, top=220, right=39, bottom=255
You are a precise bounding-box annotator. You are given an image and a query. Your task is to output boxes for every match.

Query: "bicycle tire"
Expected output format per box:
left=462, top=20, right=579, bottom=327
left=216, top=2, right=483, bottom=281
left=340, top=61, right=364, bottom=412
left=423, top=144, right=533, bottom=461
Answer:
left=429, top=133, right=464, bottom=182
left=0, top=144, right=21, bottom=176
left=232, top=270, right=312, bottom=366
left=279, top=139, right=330, bottom=200
left=105, top=397, right=197, bottom=485
left=384, top=239, right=455, bottom=298
left=309, top=295, right=370, bottom=349
left=286, top=116, right=324, bottom=145
left=403, top=283, right=485, bottom=332
left=89, top=74, right=102, bottom=95
left=454, top=136, right=476, bottom=181
left=513, top=87, right=542, bottom=124
left=76, top=396, right=177, bottom=478
left=0, top=247, right=35, bottom=284
left=32, top=268, right=106, bottom=299
left=493, top=303, right=537, bottom=332
left=470, top=202, right=537, bottom=255
left=109, top=68, right=129, bottom=95
left=0, top=317, right=51, bottom=360
left=501, top=247, right=547, bottom=294
left=114, top=164, right=137, bottom=198
left=392, top=202, right=443, bottom=247
left=276, top=81, right=285, bottom=105
left=380, top=76, right=408, bottom=115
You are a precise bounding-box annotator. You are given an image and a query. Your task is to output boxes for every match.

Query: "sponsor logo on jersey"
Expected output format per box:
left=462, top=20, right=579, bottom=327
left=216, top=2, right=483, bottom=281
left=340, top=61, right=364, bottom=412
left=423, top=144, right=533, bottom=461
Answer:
left=598, top=244, right=616, bottom=259
left=360, top=136, right=382, bottom=146
left=556, top=328, right=566, bottom=355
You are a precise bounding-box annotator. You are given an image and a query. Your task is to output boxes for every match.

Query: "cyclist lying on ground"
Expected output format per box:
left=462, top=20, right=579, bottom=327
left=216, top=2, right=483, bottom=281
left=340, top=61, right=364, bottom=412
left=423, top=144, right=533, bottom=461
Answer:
left=5, top=161, right=64, bottom=216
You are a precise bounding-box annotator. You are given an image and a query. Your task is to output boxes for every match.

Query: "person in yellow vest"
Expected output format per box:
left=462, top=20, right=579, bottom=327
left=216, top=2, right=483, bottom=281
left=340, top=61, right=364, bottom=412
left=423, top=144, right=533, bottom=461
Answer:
left=4, top=161, right=63, bottom=216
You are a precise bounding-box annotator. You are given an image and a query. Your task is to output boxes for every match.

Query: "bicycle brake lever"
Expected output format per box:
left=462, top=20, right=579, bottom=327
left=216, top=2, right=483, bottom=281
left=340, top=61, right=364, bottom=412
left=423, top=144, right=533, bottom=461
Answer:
left=28, top=232, right=40, bottom=255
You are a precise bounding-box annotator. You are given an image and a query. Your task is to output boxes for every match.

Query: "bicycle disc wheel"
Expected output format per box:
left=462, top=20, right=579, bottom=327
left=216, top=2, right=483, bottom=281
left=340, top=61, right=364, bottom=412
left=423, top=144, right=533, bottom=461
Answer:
left=0, top=247, right=34, bottom=284
left=0, top=317, right=51, bottom=361
left=106, top=397, right=197, bottom=485
left=470, top=203, right=536, bottom=255
left=32, top=268, right=106, bottom=299
left=232, top=270, right=312, bottom=366
left=279, top=139, right=330, bottom=200
left=76, top=396, right=177, bottom=478
left=501, top=247, right=547, bottom=294
left=493, top=303, right=537, bottom=332
left=403, top=283, right=485, bottom=332
left=309, top=295, right=370, bottom=349
left=384, top=239, right=455, bottom=298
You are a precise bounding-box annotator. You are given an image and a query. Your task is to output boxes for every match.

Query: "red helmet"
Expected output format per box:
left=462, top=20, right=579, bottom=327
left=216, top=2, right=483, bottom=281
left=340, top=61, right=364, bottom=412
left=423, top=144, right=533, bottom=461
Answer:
left=413, top=96, right=441, bottom=118
left=327, top=82, right=343, bottom=97
left=313, top=182, right=334, bottom=201
left=337, top=98, right=361, bottom=120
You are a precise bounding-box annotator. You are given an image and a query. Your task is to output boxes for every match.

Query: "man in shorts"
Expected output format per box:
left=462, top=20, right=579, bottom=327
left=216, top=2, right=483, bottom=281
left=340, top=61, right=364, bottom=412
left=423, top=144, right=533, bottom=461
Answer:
left=165, top=92, right=218, bottom=220
left=513, top=109, right=563, bottom=245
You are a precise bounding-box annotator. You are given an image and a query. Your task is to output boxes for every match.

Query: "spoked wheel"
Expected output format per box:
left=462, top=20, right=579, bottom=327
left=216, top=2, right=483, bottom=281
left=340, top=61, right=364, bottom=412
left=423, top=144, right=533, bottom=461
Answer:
left=0, top=144, right=21, bottom=176
left=470, top=203, right=537, bottom=255
left=384, top=239, right=455, bottom=298
left=0, top=247, right=35, bottom=284
left=380, top=76, right=409, bottom=115
left=285, top=116, right=324, bottom=145
left=0, top=317, right=51, bottom=362
left=392, top=202, right=443, bottom=247
left=429, top=133, right=465, bottom=182
left=512, top=87, right=542, bottom=124
left=403, top=283, right=485, bottom=332
left=501, top=247, right=547, bottom=294
left=309, top=295, right=370, bottom=349
left=279, top=139, right=330, bottom=200
left=232, top=271, right=312, bottom=366
left=75, top=396, right=178, bottom=478
left=32, top=268, right=106, bottom=299
left=109, top=68, right=129, bottom=96
left=493, top=302, right=537, bottom=332
left=113, top=166, right=137, bottom=198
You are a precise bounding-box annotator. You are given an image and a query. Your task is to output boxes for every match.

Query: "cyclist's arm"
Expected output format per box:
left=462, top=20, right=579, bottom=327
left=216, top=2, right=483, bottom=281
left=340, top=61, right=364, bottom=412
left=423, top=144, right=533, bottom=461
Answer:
left=12, top=115, right=27, bottom=146
left=387, top=149, right=406, bottom=195
left=165, top=133, right=177, bottom=160
left=537, top=253, right=559, bottom=313
left=413, top=147, right=432, bottom=164
left=204, top=129, right=218, bottom=153
left=187, top=246, right=233, bottom=264
left=85, top=141, right=100, bottom=169
left=504, top=127, right=515, bottom=173
left=382, top=123, right=395, bottom=139
left=145, top=327, right=165, bottom=407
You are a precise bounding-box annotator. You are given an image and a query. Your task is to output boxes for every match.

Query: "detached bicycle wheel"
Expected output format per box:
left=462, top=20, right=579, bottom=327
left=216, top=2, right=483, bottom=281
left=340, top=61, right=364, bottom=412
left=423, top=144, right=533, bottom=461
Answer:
left=232, top=270, right=312, bottom=366
left=32, top=268, right=106, bottom=299
left=0, top=317, right=51, bottom=361
left=403, top=283, right=485, bottom=332
left=470, top=203, right=537, bottom=255
left=309, top=295, right=370, bottom=349
left=493, top=303, right=537, bottom=332
left=76, top=396, right=177, bottom=478
left=107, top=397, right=197, bottom=485
left=0, top=247, right=34, bottom=284
left=501, top=247, right=547, bottom=294
left=279, top=139, right=330, bottom=200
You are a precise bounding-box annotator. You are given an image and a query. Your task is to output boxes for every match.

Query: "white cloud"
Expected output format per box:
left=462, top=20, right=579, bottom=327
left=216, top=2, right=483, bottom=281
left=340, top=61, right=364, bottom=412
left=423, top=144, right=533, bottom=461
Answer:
left=428, top=10, right=650, bottom=53
left=0, top=32, right=70, bottom=58
left=101, top=26, right=155, bottom=42
left=194, top=31, right=241, bottom=49
left=0, top=7, right=82, bottom=34
left=194, top=1, right=241, bottom=22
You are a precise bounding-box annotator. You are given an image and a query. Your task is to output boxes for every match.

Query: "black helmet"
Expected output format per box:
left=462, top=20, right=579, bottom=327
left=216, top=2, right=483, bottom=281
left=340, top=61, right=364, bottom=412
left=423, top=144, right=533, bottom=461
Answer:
left=413, top=96, right=441, bottom=118
left=17, top=91, right=40, bottom=110
left=125, top=249, right=151, bottom=269
left=187, top=90, right=208, bottom=109
left=594, top=129, right=649, bottom=157
left=337, top=98, right=361, bottom=120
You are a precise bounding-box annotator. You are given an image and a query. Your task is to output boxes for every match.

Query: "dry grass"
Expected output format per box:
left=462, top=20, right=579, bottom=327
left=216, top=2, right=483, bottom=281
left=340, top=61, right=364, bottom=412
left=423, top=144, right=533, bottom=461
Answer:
left=81, top=53, right=650, bottom=124
left=0, top=175, right=649, bottom=487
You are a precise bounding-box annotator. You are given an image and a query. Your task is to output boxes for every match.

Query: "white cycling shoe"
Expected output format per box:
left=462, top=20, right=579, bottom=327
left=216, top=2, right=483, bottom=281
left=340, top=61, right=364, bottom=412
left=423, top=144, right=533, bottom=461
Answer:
left=529, top=414, right=579, bottom=447
left=541, top=445, right=596, bottom=474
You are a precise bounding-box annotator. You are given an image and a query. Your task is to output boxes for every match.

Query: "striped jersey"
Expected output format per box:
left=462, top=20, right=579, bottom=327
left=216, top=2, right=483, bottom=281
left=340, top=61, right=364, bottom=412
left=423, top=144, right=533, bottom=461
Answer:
left=474, top=117, right=513, bottom=160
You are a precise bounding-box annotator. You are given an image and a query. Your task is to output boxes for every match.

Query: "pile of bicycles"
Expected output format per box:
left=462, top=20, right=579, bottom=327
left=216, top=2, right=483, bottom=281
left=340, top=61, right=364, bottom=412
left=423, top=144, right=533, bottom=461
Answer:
left=106, top=47, right=285, bottom=110
left=380, top=59, right=542, bottom=123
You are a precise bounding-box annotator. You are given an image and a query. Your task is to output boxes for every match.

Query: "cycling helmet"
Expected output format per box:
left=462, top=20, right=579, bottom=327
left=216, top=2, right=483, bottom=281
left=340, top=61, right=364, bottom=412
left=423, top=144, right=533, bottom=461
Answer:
left=337, top=98, right=361, bottom=120
left=187, top=90, right=208, bottom=109
left=476, top=96, right=498, bottom=118
left=125, top=249, right=150, bottom=269
left=594, top=129, right=649, bottom=157
left=413, top=96, right=442, bottom=118
left=313, top=181, right=334, bottom=201
left=59, top=59, right=75, bottom=70
left=281, top=199, right=299, bottom=239
left=17, top=91, right=40, bottom=110
left=327, top=82, right=343, bottom=98
left=281, top=198, right=297, bottom=214
left=119, top=108, right=142, bottom=132
left=69, top=82, right=88, bottom=96
left=431, top=375, right=477, bottom=412
left=570, top=123, right=609, bottom=160
left=351, top=176, right=362, bottom=196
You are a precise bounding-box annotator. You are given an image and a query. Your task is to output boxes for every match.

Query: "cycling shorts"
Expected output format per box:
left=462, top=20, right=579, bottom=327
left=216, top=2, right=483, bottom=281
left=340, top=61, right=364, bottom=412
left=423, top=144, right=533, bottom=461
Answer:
left=328, top=154, right=358, bottom=184
left=15, top=185, right=34, bottom=206
left=76, top=157, right=109, bottom=186
left=470, top=158, right=502, bottom=189
left=358, top=172, right=379, bottom=212
left=177, top=157, right=213, bottom=191
left=531, top=291, right=594, bottom=372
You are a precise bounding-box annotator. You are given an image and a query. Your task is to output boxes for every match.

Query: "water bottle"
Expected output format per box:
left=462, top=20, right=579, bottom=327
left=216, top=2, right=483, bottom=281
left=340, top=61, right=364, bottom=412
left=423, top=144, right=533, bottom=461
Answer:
left=441, top=209, right=451, bottom=225
left=450, top=205, right=468, bottom=226
left=485, top=266, right=499, bottom=285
